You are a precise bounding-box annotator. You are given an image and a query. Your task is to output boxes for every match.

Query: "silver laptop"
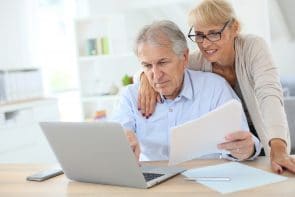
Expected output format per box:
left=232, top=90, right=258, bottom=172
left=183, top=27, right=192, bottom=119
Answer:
left=40, top=121, right=185, bottom=188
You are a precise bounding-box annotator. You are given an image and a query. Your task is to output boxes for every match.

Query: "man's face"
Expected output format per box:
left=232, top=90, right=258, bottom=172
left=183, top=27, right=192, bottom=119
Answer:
left=138, top=42, right=188, bottom=99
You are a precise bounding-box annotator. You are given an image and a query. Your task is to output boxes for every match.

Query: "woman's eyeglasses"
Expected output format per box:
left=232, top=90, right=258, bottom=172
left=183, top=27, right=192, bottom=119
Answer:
left=188, top=20, right=230, bottom=43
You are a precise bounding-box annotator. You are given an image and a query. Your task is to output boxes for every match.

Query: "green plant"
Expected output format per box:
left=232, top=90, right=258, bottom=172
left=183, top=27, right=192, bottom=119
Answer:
left=122, top=74, right=133, bottom=86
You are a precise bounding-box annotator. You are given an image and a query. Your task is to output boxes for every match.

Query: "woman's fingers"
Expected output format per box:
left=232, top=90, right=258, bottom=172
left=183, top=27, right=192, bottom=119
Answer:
left=271, top=160, right=284, bottom=174
left=148, top=94, right=157, bottom=116
left=270, top=140, right=295, bottom=174
left=137, top=73, right=159, bottom=118
left=137, top=91, right=142, bottom=111
left=271, top=154, right=295, bottom=174
left=145, top=95, right=150, bottom=118
left=140, top=90, right=146, bottom=116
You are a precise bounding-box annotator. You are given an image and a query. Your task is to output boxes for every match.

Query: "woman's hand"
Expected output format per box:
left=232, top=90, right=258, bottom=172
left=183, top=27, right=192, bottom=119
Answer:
left=138, top=73, right=160, bottom=118
left=270, top=139, right=295, bottom=174
left=218, top=131, right=255, bottom=161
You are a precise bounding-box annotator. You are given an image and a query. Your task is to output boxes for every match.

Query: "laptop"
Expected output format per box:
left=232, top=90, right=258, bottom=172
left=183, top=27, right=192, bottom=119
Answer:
left=40, top=121, right=185, bottom=189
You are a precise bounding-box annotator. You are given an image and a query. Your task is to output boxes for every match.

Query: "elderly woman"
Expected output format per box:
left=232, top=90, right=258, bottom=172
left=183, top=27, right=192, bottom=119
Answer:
left=137, top=0, right=295, bottom=174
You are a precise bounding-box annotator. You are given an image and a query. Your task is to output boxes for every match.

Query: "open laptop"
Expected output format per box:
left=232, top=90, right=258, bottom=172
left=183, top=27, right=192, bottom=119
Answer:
left=40, top=121, right=185, bottom=189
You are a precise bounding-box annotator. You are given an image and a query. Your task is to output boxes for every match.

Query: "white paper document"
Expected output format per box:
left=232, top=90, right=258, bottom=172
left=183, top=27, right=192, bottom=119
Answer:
left=169, top=100, right=242, bottom=165
left=182, top=162, right=287, bottom=194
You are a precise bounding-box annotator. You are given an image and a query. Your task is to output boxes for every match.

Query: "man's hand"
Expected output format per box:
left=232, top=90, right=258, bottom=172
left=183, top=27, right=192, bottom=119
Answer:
left=125, top=130, right=141, bottom=162
left=270, top=139, right=295, bottom=174
left=218, top=131, right=255, bottom=161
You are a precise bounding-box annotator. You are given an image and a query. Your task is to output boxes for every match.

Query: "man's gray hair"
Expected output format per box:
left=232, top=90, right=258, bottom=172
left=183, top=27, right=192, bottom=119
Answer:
left=134, top=20, right=188, bottom=57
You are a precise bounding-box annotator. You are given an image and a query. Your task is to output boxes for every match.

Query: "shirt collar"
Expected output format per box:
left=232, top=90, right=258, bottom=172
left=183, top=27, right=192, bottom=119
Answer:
left=178, top=69, right=194, bottom=100
left=160, top=69, right=194, bottom=101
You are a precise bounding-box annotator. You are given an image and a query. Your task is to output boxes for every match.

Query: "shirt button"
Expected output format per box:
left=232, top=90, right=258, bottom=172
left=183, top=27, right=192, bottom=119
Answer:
left=169, top=108, right=173, bottom=112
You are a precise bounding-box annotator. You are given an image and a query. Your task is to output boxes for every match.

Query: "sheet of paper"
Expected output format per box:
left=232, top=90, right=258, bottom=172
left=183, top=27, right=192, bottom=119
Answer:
left=182, top=162, right=288, bottom=194
left=169, top=100, right=242, bottom=165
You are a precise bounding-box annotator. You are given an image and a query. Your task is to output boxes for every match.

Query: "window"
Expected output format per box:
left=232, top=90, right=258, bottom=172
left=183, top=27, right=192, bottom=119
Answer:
left=36, top=0, right=78, bottom=93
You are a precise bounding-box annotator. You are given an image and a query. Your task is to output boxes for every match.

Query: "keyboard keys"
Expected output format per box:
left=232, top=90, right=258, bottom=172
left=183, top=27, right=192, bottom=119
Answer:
left=143, top=172, right=164, bottom=182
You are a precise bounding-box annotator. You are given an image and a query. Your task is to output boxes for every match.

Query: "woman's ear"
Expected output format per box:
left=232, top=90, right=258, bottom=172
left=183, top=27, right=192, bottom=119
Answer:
left=231, top=20, right=240, bottom=37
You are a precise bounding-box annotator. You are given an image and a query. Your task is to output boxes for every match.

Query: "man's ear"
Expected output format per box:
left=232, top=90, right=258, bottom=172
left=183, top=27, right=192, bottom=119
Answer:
left=182, top=48, right=189, bottom=68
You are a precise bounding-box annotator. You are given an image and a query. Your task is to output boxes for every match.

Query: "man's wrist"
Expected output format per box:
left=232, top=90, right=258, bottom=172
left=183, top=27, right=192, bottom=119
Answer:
left=245, top=135, right=262, bottom=160
left=247, top=145, right=256, bottom=159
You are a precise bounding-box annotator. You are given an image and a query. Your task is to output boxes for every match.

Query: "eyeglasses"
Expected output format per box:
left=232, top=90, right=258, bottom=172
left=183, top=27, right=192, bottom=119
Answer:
left=188, top=20, right=230, bottom=43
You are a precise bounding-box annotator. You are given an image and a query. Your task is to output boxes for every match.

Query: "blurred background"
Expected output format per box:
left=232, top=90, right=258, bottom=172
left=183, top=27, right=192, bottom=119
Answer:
left=0, top=0, right=294, bottom=163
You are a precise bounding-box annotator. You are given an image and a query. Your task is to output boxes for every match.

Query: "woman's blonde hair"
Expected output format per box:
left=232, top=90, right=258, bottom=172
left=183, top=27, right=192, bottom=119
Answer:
left=188, top=0, right=240, bottom=31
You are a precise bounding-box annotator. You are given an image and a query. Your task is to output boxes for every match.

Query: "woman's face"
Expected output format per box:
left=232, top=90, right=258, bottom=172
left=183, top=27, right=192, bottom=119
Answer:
left=193, top=21, right=237, bottom=63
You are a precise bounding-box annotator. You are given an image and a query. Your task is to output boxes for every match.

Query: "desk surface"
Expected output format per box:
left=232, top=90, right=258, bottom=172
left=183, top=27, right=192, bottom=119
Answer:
left=0, top=156, right=294, bottom=197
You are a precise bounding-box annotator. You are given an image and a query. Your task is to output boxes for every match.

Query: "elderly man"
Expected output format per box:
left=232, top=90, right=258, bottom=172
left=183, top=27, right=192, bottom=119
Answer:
left=111, top=20, right=261, bottom=162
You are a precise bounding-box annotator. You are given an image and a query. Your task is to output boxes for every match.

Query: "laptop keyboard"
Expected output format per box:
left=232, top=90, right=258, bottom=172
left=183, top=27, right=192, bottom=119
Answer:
left=142, top=172, right=164, bottom=182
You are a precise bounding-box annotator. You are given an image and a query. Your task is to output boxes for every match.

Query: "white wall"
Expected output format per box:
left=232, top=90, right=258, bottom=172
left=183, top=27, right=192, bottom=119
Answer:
left=269, top=0, right=295, bottom=76
left=231, top=0, right=271, bottom=44
left=1, top=0, right=291, bottom=89
left=272, top=42, right=295, bottom=76
left=1, top=0, right=291, bottom=74
left=78, top=0, right=271, bottom=53
left=73, top=0, right=274, bottom=95
left=278, top=0, right=295, bottom=37
left=0, top=0, right=38, bottom=69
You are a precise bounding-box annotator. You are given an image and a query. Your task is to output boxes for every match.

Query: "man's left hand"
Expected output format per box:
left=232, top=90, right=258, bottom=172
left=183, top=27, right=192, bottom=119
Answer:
left=218, top=131, right=255, bottom=161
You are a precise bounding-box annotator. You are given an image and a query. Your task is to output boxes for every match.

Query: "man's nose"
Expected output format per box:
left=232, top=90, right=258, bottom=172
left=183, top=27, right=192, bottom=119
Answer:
left=152, top=65, right=162, bottom=80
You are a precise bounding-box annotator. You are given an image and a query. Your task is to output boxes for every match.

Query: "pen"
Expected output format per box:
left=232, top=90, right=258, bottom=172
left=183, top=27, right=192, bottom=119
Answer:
left=184, top=177, right=231, bottom=181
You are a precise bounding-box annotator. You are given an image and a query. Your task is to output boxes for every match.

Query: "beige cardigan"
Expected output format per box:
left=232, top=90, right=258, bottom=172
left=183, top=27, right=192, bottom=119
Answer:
left=188, top=34, right=291, bottom=156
